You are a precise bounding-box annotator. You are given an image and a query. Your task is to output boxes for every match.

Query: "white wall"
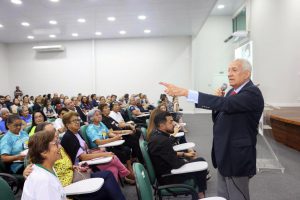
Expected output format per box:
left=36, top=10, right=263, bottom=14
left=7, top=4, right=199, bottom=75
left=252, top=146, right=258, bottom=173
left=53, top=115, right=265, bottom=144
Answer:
left=250, top=0, right=300, bottom=106
left=0, top=43, right=9, bottom=95
left=192, top=16, right=233, bottom=93
left=7, top=40, right=95, bottom=97
left=6, top=37, right=194, bottom=112
left=191, top=16, right=234, bottom=112
left=94, top=37, right=194, bottom=111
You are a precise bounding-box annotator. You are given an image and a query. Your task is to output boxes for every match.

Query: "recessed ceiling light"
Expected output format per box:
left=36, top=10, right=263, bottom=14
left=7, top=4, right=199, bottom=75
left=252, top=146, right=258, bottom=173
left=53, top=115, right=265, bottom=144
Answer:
left=72, top=33, right=78, bottom=37
left=107, top=17, right=116, bottom=21
left=49, top=0, right=60, bottom=2
left=138, top=15, right=147, bottom=20
left=217, top=5, right=225, bottom=9
left=144, top=29, right=151, bottom=34
left=21, top=22, right=30, bottom=27
left=49, top=20, right=57, bottom=25
left=95, top=32, right=102, bottom=36
left=0, top=24, right=3, bottom=28
left=11, top=0, right=22, bottom=5
left=119, top=30, right=126, bottom=35
left=27, top=35, right=34, bottom=39
left=49, top=34, right=56, bottom=38
left=77, top=18, right=86, bottom=23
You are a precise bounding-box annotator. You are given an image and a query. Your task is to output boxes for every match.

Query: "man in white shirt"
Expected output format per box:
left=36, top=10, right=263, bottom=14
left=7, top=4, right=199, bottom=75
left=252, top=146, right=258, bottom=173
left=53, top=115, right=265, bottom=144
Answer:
left=53, top=108, right=68, bottom=136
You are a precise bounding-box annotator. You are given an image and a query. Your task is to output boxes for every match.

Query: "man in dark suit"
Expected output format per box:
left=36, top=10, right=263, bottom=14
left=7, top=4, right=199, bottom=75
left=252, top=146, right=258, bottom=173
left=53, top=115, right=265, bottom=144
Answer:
left=160, top=59, right=264, bottom=200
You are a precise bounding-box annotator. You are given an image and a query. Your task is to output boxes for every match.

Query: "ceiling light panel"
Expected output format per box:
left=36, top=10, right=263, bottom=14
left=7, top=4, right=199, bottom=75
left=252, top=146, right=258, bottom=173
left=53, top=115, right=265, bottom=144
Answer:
left=77, top=18, right=86, bottom=23
left=21, top=22, right=30, bottom=27
left=107, top=17, right=116, bottom=21
left=72, top=33, right=78, bottom=37
left=49, top=34, right=56, bottom=38
left=11, top=0, right=22, bottom=5
left=49, top=20, right=57, bottom=25
left=138, top=15, right=147, bottom=20
left=27, top=35, right=34, bottom=39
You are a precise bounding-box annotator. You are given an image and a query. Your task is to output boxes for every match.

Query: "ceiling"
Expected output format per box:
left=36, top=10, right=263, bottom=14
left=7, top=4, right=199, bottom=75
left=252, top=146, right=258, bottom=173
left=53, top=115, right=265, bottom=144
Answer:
left=0, top=0, right=220, bottom=43
left=211, top=0, right=245, bottom=16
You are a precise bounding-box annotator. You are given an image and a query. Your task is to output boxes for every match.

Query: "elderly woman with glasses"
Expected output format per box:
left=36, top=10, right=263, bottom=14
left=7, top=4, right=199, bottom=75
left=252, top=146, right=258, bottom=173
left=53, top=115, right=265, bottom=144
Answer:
left=21, top=129, right=66, bottom=200
left=0, top=114, right=29, bottom=174
left=60, top=111, right=131, bottom=182
left=86, top=109, right=136, bottom=184
left=23, top=122, right=126, bottom=200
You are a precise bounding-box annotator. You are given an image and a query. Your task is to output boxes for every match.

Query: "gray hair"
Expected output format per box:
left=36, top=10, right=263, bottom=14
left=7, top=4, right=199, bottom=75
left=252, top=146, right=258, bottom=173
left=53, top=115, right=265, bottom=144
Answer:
left=87, top=109, right=101, bottom=123
left=235, top=58, right=252, bottom=73
left=0, top=108, right=9, bottom=116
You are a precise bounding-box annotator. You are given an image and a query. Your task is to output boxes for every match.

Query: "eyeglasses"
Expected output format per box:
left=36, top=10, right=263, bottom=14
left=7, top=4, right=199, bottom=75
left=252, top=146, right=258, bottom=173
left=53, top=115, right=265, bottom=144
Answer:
left=50, top=140, right=60, bottom=147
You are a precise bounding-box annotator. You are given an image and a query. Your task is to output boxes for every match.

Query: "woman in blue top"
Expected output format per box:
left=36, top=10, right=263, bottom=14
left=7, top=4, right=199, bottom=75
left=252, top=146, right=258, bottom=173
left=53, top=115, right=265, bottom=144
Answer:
left=0, top=114, right=29, bottom=173
left=20, top=106, right=32, bottom=125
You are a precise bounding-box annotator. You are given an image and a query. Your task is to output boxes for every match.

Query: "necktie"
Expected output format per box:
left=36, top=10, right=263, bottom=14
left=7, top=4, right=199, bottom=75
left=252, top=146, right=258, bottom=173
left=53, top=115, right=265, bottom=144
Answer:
left=230, top=90, right=237, bottom=96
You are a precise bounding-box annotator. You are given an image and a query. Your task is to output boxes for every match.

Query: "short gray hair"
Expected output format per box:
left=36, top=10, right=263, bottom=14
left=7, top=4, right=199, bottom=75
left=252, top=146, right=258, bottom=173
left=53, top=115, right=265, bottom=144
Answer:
left=235, top=58, right=252, bottom=73
left=0, top=108, right=9, bottom=116
left=87, top=109, right=101, bottom=123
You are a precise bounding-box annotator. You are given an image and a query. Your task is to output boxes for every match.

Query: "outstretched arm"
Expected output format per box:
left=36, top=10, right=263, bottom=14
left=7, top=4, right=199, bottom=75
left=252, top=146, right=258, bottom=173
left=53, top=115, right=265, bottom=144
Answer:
left=159, top=82, right=189, bottom=97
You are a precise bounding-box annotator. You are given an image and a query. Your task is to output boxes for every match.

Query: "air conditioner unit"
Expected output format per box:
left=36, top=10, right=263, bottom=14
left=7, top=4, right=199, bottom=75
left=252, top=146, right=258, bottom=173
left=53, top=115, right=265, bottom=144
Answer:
left=32, top=45, right=65, bottom=52
left=224, top=31, right=249, bottom=43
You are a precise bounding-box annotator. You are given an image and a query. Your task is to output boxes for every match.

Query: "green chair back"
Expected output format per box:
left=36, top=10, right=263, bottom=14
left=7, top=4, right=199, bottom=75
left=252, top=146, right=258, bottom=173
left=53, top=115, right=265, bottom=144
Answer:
left=126, top=108, right=134, bottom=121
left=139, top=140, right=156, bottom=185
left=141, top=127, right=147, bottom=140
left=0, top=177, right=15, bottom=200
left=80, top=125, right=91, bottom=148
left=133, top=163, right=153, bottom=200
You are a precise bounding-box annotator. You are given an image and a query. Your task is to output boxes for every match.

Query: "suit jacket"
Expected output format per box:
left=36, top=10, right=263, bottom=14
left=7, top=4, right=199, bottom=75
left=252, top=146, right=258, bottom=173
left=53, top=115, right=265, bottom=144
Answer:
left=195, top=80, right=264, bottom=177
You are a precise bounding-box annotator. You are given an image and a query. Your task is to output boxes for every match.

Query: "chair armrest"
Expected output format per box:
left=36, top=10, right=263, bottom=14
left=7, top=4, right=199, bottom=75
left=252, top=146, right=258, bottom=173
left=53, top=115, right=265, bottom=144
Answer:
left=0, top=173, right=20, bottom=194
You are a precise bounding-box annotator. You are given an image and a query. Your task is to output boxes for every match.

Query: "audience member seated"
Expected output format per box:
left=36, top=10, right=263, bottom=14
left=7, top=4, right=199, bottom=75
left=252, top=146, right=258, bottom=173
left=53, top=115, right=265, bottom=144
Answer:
left=91, top=94, right=99, bottom=108
left=21, top=129, right=67, bottom=199
left=23, top=122, right=126, bottom=200
left=19, top=106, right=32, bottom=126
left=32, top=95, right=43, bottom=113
left=43, top=99, right=57, bottom=119
left=80, top=96, right=92, bottom=113
left=64, top=99, right=87, bottom=125
left=61, top=111, right=132, bottom=183
left=4, top=95, right=13, bottom=111
left=28, top=111, right=47, bottom=136
left=147, top=108, right=187, bottom=144
left=22, top=96, right=33, bottom=113
left=10, top=98, right=21, bottom=114
left=148, top=111, right=207, bottom=199
left=100, top=103, right=143, bottom=163
left=86, top=109, right=135, bottom=184
left=129, top=97, right=148, bottom=116
left=53, top=108, right=69, bottom=137
left=0, top=108, right=9, bottom=134
left=0, top=95, right=6, bottom=109
left=0, top=114, right=29, bottom=174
